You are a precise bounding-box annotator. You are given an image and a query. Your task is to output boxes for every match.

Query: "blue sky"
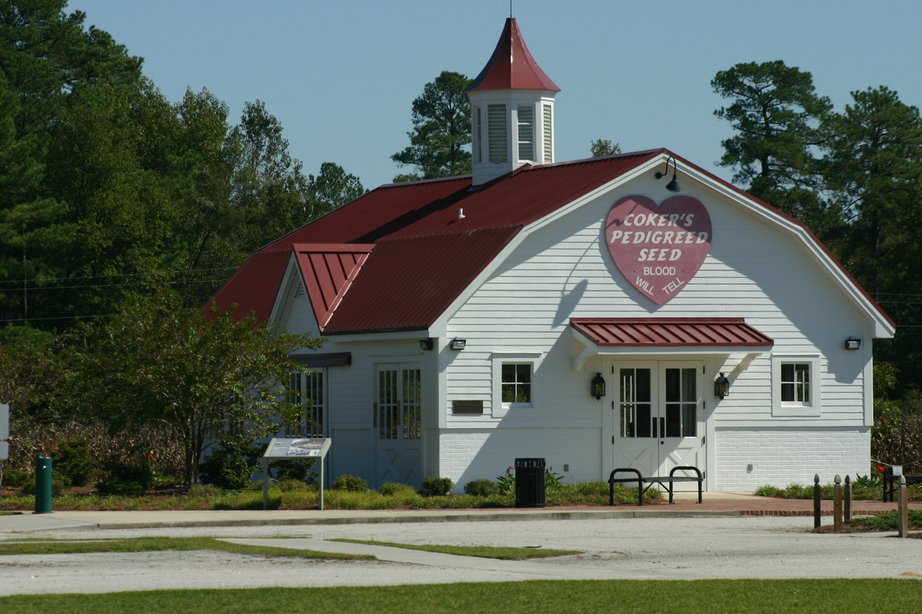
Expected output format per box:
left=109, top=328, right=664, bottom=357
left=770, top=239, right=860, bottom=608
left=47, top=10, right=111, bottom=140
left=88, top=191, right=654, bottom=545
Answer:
left=75, top=0, right=922, bottom=190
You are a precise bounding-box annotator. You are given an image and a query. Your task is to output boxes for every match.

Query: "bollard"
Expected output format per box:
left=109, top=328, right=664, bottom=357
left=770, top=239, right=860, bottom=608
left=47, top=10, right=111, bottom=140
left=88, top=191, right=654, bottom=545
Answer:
left=844, top=475, right=852, bottom=523
left=833, top=474, right=842, bottom=532
left=813, top=474, right=822, bottom=529
left=34, top=456, right=53, bottom=514
left=898, top=475, right=909, bottom=538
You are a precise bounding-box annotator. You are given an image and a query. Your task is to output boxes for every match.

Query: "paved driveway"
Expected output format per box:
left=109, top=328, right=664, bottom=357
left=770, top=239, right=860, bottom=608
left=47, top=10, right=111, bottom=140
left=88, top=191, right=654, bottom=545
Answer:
left=0, top=515, right=919, bottom=595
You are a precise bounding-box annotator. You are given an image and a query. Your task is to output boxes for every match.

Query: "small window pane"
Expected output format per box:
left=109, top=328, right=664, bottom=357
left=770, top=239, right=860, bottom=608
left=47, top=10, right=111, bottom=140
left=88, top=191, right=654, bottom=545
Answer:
left=781, top=362, right=810, bottom=404
left=501, top=362, right=532, bottom=404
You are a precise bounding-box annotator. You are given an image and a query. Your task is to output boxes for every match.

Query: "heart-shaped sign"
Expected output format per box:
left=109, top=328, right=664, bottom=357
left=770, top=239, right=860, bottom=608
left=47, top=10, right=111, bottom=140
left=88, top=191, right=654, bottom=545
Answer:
left=605, top=195, right=712, bottom=305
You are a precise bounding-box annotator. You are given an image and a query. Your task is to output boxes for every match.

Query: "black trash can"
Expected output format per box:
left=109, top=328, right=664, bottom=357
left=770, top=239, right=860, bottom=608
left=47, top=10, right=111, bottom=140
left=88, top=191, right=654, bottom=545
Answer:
left=514, top=457, right=546, bottom=508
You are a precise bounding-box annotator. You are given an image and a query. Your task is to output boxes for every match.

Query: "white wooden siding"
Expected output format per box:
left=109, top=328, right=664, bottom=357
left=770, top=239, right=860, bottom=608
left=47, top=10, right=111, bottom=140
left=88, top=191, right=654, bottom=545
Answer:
left=441, top=177, right=875, bottom=486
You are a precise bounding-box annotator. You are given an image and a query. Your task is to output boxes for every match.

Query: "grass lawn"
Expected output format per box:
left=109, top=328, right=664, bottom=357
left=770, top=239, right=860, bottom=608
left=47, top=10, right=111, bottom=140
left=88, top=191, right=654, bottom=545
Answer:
left=0, top=580, right=920, bottom=613
left=0, top=536, right=370, bottom=560
left=331, top=538, right=580, bottom=559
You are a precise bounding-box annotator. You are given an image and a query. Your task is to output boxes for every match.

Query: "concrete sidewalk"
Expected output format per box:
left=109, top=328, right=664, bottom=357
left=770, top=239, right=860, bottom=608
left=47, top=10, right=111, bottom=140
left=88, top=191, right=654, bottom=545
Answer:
left=2, top=492, right=919, bottom=533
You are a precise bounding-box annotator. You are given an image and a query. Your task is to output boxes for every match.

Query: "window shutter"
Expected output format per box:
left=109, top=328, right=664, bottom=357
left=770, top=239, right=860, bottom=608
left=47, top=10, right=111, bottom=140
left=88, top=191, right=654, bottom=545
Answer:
left=542, top=104, right=553, bottom=163
left=488, top=104, right=507, bottom=164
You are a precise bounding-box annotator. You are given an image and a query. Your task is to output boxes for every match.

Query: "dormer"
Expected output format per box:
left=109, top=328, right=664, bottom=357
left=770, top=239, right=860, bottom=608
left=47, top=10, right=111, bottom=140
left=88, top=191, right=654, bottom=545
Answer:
left=467, top=18, right=560, bottom=186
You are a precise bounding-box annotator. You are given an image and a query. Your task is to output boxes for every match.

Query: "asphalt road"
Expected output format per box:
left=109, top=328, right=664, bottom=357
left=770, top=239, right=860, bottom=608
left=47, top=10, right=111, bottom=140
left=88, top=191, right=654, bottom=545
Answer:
left=1, top=515, right=920, bottom=595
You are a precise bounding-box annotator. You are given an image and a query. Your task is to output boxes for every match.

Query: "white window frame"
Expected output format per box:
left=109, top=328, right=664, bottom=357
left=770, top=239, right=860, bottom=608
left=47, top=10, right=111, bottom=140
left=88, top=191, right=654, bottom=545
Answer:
left=516, top=104, right=535, bottom=162
left=491, top=352, right=542, bottom=417
left=771, top=354, right=822, bottom=417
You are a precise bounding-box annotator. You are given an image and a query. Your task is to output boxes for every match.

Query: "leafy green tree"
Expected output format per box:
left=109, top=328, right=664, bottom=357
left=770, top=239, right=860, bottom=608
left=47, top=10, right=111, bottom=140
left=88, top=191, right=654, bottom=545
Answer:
left=711, top=61, right=833, bottom=230
left=0, top=0, right=164, bottom=324
left=820, top=87, right=922, bottom=288
left=67, top=290, right=321, bottom=487
left=308, top=162, right=365, bottom=212
left=391, top=71, right=472, bottom=180
left=590, top=139, right=621, bottom=157
left=819, top=87, right=922, bottom=398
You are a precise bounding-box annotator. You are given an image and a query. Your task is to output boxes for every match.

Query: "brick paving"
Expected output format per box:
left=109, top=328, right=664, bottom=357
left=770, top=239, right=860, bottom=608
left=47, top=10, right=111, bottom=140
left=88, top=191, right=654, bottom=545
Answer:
left=611, top=493, right=922, bottom=516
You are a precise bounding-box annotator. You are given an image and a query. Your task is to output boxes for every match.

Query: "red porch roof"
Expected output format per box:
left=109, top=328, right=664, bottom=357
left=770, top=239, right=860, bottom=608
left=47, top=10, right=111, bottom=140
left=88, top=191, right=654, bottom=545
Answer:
left=570, top=318, right=774, bottom=349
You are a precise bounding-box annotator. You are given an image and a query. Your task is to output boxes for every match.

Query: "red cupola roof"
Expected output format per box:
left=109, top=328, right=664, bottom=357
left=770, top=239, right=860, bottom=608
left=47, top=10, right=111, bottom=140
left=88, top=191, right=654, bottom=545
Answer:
left=467, top=18, right=560, bottom=92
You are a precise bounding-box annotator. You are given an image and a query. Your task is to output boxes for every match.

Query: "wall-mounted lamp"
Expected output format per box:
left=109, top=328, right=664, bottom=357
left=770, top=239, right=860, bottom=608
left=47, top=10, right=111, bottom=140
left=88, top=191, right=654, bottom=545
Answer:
left=591, top=372, right=606, bottom=400
left=449, top=338, right=466, bottom=351
left=655, top=156, right=681, bottom=192
left=844, top=337, right=862, bottom=351
left=419, top=338, right=434, bottom=351
left=714, top=372, right=730, bottom=399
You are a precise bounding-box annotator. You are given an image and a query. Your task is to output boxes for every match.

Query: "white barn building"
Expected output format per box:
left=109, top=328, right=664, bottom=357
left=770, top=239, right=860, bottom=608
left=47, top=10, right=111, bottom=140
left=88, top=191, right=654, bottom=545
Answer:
left=212, top=18, right=894, bottom=493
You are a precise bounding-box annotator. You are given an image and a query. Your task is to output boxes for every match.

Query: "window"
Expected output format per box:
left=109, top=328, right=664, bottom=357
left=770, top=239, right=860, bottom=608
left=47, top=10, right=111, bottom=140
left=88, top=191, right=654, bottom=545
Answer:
left=491, top=353, right=542, bottom=417
left=517, top=105, right=534, bottom=161
left=285, top=369, right=325, bottom=436
left=376, top=366, right=421, bottom=440
left=772, top=355, right=821, bottom=417
left=781, top=363, right=810, bottom=403
left=502, top=363, right=532, bottom=404
left=488, top=104, right=507, bottom=163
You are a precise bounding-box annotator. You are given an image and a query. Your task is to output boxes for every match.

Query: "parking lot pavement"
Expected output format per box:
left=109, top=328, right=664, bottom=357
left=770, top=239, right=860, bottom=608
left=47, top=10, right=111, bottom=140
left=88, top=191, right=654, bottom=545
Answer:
left=0, top=514, right=920, bottom=595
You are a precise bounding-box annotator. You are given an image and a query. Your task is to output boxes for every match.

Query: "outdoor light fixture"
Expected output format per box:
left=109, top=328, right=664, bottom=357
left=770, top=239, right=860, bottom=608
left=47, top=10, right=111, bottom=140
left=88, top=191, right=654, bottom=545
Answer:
left=419, top=338, right=434, bottom=351
left=591, top=372, right=606, bottom=400
left=655, top=156, right=681, bottom=192
left=714, top=372, right=730, bottom=399
left=844, top=337, right=862, bottom=351
left=449, top=338, right=466, bottom=351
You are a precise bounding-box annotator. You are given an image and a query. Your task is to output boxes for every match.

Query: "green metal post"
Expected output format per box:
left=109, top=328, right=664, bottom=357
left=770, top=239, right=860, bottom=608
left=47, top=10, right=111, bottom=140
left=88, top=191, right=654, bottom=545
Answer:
left=34, top=456, right=53, bottom=514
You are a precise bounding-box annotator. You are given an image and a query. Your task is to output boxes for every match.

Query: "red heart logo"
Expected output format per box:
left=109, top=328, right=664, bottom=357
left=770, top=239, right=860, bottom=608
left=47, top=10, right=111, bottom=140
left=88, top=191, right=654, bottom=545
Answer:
left=605, top=195, right=712, bottom=305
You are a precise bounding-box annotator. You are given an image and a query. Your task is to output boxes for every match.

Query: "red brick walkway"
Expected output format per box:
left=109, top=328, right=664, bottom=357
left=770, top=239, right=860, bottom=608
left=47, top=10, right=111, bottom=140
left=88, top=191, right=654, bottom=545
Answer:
left=610, top=495, right=922, bottom=516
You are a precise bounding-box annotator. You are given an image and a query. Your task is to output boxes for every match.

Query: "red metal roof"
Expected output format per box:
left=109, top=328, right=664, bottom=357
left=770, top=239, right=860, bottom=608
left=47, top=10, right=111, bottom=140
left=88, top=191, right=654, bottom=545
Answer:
left=323, top=228, right=519, bottom=334
left=209, top=250, right=291, bottom=321
left=209, top=146, right=891, bottom=336
left=293, top=244, right=373, bottom=328
left=570, top=318, right=774, bottom=348
left=468, top=18, right=560, bottom=92
left=210, top=152, right=660, bottom=329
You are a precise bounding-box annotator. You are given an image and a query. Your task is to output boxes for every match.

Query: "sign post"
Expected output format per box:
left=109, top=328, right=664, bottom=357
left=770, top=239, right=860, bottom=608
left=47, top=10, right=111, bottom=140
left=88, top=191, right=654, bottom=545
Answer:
left=0, top=403, right=9, bottom=461
left=261, top=438, right=331, bottom=510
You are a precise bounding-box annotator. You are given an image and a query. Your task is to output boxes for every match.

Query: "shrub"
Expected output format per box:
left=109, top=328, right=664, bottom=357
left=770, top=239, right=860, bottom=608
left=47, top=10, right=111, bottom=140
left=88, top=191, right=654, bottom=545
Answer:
left=419, top=476, right=453, bottom=497
left=21, top=471, right=71, bottom=496
left=198, top=435, right=261, bottom=490
left=96, top=458, right=156, bottom=496
left=333, top=474, right=368, bottom=492
left=268, top=459, right=317, bottom=484
left=187, top=484, right=222, bottom=499
left=1, top=467, right=31, bottom=489
left=463, top=478, right=497, bottom=497
left=277, top=478, right=313, bottom=492
left=379, top=482, right=414, bottom=496
left=55, top=441, right=101, bottom=487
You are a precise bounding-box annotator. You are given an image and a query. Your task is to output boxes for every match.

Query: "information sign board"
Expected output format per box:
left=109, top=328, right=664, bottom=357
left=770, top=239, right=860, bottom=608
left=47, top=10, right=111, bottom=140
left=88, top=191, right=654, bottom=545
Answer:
left=261, top=437, right=332, bottom=510
left=263, top=437, right=330, bottom=459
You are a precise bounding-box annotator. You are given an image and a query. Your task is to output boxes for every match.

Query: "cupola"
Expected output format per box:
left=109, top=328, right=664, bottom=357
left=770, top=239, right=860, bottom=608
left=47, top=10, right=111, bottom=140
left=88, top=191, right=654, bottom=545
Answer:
left=467, top=18, right=560, bottom=186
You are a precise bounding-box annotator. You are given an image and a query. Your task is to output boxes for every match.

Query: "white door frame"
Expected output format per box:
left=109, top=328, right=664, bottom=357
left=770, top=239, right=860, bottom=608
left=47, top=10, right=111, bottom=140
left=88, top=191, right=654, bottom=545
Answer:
left=607, top=360, right=707, bottom=487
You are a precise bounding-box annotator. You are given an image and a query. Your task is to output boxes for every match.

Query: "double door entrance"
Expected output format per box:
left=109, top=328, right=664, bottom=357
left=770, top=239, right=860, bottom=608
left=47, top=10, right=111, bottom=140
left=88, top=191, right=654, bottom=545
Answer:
left=610, top=361, right=706, bottom=482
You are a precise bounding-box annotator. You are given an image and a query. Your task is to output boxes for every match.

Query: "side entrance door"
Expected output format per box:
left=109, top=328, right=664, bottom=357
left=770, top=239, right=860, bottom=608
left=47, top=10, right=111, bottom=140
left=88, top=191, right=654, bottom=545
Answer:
left=611, top=361, right=705, bottom=482
left=374, top=364, right=423, bottom=487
